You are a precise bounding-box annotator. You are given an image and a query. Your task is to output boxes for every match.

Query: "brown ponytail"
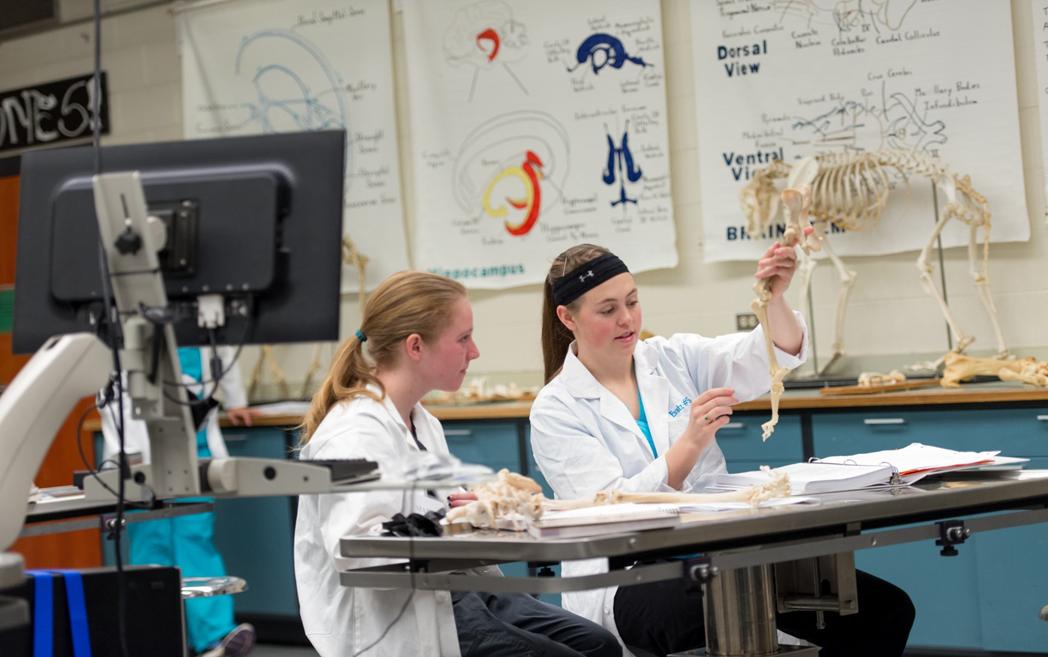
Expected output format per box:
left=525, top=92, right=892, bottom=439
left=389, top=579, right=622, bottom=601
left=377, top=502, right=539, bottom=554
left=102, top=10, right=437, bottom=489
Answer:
left=541, top=244, right=612, bottom=383
left=300, top=271, right=466, bottom=444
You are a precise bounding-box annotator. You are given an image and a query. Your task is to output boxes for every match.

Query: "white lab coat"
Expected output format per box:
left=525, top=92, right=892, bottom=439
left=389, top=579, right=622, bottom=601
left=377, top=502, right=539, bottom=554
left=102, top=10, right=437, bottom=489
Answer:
left=99, top=346, right=247, bottom=463
left=294, top=386, right=473, bottom=657
left=529, top=316, right=808, bottom=652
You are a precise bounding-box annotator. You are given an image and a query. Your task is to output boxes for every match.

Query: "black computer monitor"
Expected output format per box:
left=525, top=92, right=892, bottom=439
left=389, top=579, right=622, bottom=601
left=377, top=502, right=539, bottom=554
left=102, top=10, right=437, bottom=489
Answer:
left=11, top=130, right=346, bottom=353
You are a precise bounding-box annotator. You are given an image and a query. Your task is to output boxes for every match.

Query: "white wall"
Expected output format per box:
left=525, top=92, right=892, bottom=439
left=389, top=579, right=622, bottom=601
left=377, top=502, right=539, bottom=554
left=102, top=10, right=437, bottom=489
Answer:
left=2, top=0, right=1046, bottom=396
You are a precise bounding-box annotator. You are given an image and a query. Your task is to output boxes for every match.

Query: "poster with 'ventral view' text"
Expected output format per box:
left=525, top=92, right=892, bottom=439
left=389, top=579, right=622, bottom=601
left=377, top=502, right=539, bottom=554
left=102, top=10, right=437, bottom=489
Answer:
left=404, top=0, right=676, bottom=288
left=692, top=0, right=1028, bottom=262
left=178, top=0, right=407, bottom=292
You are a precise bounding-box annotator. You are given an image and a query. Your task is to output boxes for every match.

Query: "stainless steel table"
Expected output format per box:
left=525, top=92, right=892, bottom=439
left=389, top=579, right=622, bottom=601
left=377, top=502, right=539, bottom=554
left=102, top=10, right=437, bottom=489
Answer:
left=339, top=471, right=1048, bottom=656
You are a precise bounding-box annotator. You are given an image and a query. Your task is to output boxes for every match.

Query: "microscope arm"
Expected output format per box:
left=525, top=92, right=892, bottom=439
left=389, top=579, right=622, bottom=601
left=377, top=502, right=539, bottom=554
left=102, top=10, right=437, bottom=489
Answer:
left=0, top=333, right=111, bottom=551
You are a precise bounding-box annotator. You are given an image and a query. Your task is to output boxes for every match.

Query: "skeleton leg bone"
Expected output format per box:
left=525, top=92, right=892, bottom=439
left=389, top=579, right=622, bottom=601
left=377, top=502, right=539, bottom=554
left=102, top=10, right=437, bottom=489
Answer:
left=821, top=237, right=857, bottom=361
left=916, top=210, right=974, bottom=356
left=967, top=223, right=1008, bottom=358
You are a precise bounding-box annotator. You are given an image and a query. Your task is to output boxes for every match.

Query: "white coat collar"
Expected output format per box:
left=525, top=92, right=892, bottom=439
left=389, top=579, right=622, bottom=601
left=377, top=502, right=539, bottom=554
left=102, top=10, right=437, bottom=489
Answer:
left=367, top=383, right=433, bottom=452
left=560, top=340, right=663, bottom=395
left=559, top=342, right=602, bottom=399
left=559, top=341, right=671, bottom=458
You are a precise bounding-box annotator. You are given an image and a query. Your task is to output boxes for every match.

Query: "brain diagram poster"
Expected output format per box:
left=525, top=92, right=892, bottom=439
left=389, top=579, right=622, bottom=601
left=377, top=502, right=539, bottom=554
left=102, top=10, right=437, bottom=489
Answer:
left=403, top=0, right=676, bottom=288
left=692, top=0, right=1028, bottom=262
left=178, top=0, right=408, bottom=292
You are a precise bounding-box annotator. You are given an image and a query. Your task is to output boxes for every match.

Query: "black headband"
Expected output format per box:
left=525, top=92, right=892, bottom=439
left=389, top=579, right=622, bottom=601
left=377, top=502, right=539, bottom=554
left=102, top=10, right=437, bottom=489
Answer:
left=551, top=253, right=630, bottom=306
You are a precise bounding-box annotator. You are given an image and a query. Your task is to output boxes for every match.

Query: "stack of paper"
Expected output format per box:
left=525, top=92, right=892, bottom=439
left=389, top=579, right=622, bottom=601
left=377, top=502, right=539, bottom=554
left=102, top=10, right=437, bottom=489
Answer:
left=711, top=462, right=896, bottom=495
left=710, top=443, right=1026, bottom=495
left=814, top=443, right=1020, bottom=483
left=528, top=503, right=680, bottom=539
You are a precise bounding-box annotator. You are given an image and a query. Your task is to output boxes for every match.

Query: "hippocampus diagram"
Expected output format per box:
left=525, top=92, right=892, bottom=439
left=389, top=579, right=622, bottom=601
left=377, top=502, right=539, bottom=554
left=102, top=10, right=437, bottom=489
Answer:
left=602, top=122, right=643, bottom=207
left=482, top=150, right=545, bottom=236
left=567, top=33, right=651, bottom=75
left=452, top=111, right=570, bottom=237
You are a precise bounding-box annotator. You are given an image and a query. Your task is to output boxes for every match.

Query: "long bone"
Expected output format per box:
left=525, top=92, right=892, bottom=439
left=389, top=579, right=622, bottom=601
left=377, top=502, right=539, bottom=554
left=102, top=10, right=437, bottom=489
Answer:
left=544, top=468, right=792, bottom=511
left=750, top=157, right=821, bottom=440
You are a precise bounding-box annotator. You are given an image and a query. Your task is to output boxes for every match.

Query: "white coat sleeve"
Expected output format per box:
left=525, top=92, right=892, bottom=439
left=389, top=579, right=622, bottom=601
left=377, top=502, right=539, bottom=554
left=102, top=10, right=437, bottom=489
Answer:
left=530, top=396, right=673, bottom=499
left=307, top=415, right=423, bottom=587
left=214, top=346, right=248, bottom=409
left=657, top=311, right=809, bottom=402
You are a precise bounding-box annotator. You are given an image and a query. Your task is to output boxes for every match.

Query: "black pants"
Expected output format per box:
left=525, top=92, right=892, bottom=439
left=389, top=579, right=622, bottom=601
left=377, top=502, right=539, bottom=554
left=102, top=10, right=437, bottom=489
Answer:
left=613, top=570, right=914, bottom=657
left=453, top=591, right=622, bottom=657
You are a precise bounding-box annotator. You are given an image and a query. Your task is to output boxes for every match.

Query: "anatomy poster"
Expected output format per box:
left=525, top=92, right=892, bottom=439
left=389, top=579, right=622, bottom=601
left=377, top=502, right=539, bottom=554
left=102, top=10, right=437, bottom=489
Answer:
left=692, top=0, right=1028, bottom=262
left=403, top=0, right=675, bottom=288
left=178, top=0, right=407, bottom=292
left=1035, top=0, right=1048, bottom=222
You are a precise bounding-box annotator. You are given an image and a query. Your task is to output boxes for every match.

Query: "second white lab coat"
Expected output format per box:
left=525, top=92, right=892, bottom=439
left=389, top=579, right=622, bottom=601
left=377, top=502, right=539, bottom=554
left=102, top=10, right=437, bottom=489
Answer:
left=99, top=346, right=247, bottom=463
left=294, top=386, right=473, bottom=657
left=529, top=317, right=808, bottom=652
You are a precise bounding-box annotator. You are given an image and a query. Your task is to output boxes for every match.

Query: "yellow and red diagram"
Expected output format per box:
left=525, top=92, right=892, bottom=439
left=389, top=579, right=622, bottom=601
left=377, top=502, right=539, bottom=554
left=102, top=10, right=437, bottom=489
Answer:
left=481, top=150, right=545, bottom=236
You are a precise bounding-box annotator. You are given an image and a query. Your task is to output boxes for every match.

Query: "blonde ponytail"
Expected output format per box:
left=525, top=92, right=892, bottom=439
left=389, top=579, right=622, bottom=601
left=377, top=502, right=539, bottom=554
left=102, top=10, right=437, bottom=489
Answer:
left=299, top=271, right=466, bottom=444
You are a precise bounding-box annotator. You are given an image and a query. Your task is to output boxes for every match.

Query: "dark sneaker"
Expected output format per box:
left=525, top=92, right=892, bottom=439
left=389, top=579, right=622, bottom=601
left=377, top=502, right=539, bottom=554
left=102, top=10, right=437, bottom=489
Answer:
left=217, top=623, right=256, bottom=657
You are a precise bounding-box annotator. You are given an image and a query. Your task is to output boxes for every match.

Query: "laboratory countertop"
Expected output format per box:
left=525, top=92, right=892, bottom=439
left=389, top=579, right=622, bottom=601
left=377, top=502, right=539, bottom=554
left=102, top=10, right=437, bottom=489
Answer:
left=81, top=382, right=1048, bottom=432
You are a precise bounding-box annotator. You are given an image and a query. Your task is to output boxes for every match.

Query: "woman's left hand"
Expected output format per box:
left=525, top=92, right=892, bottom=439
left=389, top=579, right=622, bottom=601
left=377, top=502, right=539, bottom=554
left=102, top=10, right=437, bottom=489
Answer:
left=225, top=406, right=258, bottom=427
left=755, top=242, right=800, bottom=299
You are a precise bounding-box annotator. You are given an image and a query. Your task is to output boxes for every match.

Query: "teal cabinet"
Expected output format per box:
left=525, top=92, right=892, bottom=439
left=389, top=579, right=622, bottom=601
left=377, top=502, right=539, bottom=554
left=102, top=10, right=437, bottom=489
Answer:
left=811, top=408, right=1048, bottom=651
left=717, top=414, right=804, bottom=473
left=443, top=421, right=522, bottom=475
left=974, top=455, right=1048, bottom=653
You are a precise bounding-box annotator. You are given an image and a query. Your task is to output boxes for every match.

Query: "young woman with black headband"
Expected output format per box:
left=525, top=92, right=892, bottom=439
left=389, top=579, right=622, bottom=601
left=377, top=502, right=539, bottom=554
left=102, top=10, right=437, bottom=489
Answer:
left=529, top=244, right=914, bottom=657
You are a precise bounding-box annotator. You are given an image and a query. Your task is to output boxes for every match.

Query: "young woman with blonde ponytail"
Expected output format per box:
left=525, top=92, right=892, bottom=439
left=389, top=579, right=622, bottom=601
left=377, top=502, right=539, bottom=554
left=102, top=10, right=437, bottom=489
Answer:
left=293, top=271, right=619, bottom=657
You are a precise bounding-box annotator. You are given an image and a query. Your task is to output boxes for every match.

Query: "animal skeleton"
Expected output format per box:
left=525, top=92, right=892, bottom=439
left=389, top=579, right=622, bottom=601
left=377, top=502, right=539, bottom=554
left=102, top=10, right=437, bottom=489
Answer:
left=750, top=158, right=823, bottom=440
left=941, top=353, right=1048, bottom=388
left=445, top=468, right=793, bottom=529
left=741, top=149, right=1007, bottom=375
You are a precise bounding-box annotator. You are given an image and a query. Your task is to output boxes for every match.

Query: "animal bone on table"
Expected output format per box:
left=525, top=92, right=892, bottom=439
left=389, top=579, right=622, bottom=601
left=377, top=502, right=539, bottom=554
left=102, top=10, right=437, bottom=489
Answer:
left=444, top=469, right=545, bottom=529
left=941, top=353, right=1048, bottom=388
left=857, top=370, right=906, bottom=388
left=750, top=158, right=822, bottom=440
left=741, top=149, right=1007, bottom=373
left=445, top=469, right=793, bottom=529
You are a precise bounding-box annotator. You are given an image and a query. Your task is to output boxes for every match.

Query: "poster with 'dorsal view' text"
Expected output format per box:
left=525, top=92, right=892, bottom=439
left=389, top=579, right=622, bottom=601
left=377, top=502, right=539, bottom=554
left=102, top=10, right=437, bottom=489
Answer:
left=693, top=0, right=1028, bottom=262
